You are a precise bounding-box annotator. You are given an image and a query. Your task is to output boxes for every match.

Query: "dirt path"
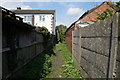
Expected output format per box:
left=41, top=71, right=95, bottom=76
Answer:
left=48, top=47, right=64, bottom=78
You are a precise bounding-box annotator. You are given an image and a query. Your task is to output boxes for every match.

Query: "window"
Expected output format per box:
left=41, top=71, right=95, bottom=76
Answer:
left=39, top=15, right=45, bottom=21
left=24, top=16, right=32, bottom=21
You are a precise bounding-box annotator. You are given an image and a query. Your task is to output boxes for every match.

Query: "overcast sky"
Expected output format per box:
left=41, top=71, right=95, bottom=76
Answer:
left=0, top=0, right=118, bottom=27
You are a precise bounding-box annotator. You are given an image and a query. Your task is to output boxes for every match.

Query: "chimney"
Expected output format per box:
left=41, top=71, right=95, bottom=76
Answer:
left=17, top=7, right=21, bottom=10
left=107, top=1, right=112, bottom=5
left=73, top=23, right=77, bottom=30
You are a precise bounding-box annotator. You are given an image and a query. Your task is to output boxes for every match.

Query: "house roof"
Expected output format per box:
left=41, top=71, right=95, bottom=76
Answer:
left=65, top=1, right=114, bottom=34
left=12, top=9, right=55, bottom=14
left=78, top=1, right=113, bottom=20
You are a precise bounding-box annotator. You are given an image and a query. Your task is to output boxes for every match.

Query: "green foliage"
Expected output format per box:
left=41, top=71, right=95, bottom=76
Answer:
left=56, top=42, right=83, bottom=79
left=96, top=9, right=113, bottom=20
left=36, top=26, right=50, bottom=36
left=110, top=1, right=120, bottom=12
left=97, top=1, right=120, bottom=20
left=56, top=24, right=67, bottom=43
left=36, top=26, right=51, bottom=42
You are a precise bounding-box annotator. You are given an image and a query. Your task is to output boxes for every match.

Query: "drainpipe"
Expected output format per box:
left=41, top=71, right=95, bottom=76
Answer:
left=32, top=15, right=34, bottom=26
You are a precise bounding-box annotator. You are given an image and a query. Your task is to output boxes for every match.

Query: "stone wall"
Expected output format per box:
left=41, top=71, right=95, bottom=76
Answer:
left=72, top=13, right=120, bottom=78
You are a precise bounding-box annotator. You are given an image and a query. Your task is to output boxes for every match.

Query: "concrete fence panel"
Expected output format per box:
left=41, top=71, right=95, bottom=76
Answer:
left=72, top=13, right=120, bottom=78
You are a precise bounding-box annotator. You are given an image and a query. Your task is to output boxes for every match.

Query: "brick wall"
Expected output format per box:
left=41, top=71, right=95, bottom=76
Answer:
left=65, top=28, right=73, bottom=53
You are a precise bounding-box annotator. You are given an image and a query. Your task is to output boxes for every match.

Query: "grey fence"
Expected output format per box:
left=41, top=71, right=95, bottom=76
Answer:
left=72, top=12, right=120, bottom=78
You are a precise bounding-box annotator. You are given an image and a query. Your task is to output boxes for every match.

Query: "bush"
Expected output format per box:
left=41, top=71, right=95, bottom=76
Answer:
left=35, top=26, right=51, bottom=41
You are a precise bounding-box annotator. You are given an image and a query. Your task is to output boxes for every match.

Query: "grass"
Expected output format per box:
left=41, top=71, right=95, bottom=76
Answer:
left=13, top=46, right=55, bottom=80
left=56, top=42, right=83, bottom=79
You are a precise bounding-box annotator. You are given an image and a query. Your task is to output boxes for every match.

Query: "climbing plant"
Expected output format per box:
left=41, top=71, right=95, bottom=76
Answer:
left=96, top=9, right=113, bottom=20
left=97, top=1, right=120, bottom=20
left=110, top=1, right=120, bottom=12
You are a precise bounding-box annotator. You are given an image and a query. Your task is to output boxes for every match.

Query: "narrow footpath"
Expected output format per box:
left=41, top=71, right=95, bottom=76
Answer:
left=47, top=47, right=65, bottom=78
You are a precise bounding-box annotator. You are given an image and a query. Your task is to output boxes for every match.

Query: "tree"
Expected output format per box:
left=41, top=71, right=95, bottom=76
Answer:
left=56, top=24, right=67, bottom=43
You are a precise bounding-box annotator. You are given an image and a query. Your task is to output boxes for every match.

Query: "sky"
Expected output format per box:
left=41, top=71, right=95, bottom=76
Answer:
left=0, top=0, right=119, bottom=27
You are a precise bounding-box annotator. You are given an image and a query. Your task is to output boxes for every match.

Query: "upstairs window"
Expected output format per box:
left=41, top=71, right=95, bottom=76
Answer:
left=39, top=15, right=45, bottom=21
left=24, top=16, right=32, bottom=21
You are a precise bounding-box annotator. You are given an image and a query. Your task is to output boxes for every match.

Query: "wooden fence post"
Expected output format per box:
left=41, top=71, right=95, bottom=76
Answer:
left=0, top=6, right=2, bottom=80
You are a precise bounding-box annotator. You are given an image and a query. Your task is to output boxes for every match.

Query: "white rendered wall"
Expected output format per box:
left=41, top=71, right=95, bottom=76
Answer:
left=16, top=14, right=33, bottom=25
left=34, top=14, right=53, bottom=34
left=16, top=14, right=55, bottom=34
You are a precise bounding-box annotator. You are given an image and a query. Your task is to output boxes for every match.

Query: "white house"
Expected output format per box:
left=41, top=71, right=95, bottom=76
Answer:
left=12, top=8, right=56, bottom=35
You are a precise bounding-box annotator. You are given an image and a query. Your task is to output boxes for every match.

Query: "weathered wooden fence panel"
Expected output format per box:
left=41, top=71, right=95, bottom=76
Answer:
left=2, top=29, right=51, bottom=79
left=72, top=13, right=120, bottom=78
left=2, top=16, right=53, bottom=79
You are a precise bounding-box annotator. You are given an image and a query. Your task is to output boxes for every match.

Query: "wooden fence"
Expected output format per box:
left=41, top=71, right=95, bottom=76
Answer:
left=1, top=7, right=54, bottom=79
left=72, top=12, right=120, bottom=78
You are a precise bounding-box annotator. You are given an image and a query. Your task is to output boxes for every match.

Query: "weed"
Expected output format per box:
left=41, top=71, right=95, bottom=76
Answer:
left=57, top=42, right=83, bottom=79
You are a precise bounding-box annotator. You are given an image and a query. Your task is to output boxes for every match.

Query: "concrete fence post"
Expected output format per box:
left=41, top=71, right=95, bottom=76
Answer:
left=115, top=12, right=120, bottom=78
left=108, top=13, right=119, bottom=78
left=78, top=28, right=82, bottom=64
